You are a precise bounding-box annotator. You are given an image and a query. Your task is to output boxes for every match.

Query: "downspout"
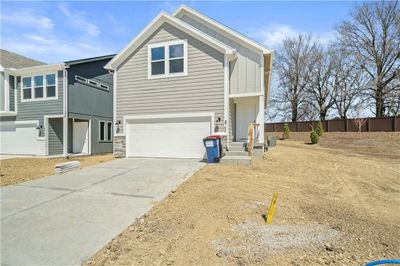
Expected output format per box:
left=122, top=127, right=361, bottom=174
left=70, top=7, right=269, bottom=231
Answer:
left=224, top=54, right=230, bottom=150
left=63, top=68, right=68, bottom=156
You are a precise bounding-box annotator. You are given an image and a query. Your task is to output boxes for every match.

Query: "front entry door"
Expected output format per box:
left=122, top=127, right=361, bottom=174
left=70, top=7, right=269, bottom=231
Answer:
left=73, top=121, right=89, bottom=154
left=236, top=102, right=257, bottom=141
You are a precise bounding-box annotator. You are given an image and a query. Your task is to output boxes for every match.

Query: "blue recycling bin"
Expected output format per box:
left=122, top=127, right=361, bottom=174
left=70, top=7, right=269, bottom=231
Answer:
left=203, top=137, right=220, bottom=163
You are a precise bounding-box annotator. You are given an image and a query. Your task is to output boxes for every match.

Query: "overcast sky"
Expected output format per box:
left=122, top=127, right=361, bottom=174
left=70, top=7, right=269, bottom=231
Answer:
left=1, top=1, right=357, bottom=63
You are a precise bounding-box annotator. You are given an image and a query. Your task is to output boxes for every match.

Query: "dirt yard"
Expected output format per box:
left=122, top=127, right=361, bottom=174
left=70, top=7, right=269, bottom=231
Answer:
left=0, top=154, right=115, bottom=187
left=86, top=136, right=400, bottom=266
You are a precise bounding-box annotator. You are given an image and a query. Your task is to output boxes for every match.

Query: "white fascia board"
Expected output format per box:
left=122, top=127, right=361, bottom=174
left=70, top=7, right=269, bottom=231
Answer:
left=105, top=12, right=235, bottom=71
left=174, top=5, right=272, bottom=55
left=124, top=112, right=214, bottom=121
left=14, top=63, right=67, bottom=76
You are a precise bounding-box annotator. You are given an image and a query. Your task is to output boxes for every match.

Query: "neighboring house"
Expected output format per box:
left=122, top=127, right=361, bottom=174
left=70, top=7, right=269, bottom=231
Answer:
left=106, top=5, right=273, bottom=159
left=0, top=49, right=114, bottom=156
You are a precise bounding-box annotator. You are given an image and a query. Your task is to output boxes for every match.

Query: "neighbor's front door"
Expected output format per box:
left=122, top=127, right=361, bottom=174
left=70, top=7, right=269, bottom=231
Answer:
left=73, top=121, right=89, bottom=154
left=236, top=102, right=257, bottom=141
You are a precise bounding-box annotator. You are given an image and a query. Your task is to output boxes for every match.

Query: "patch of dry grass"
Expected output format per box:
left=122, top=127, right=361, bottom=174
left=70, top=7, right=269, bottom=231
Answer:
left=0, top=153, right=115, bottom=187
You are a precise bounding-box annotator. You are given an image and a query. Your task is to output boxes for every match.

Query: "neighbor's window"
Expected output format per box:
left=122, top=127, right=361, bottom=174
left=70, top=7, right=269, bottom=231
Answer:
left=21, top=73, right=57, bottom=101
left=22, top=77, right=32, bottom=99
left=99, top=121, right=112, bottom=141
left=149, top=40, right=187, bottom=78
left=34, top=76, right=44, bottom=98
left=46, top=74, right=56, bottom=97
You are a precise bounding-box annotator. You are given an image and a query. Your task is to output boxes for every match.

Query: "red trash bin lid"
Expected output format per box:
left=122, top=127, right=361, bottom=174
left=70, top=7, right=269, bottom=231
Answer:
left=207, top=135, right=222, bottom=139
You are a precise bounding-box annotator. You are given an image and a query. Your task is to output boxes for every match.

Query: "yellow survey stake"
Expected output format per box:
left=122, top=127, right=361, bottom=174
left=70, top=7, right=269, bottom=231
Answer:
left=266, top=192, right=278, bottom=224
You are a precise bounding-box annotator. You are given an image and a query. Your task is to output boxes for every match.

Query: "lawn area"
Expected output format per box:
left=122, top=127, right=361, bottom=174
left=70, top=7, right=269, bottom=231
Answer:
left=86, top=136, right=400, bottom=265
left=0, top=154, right=115, bottom=187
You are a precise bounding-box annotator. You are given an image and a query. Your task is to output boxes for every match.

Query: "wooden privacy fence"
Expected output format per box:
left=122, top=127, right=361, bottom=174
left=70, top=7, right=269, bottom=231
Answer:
left=265, top=116, right=400, bottom=132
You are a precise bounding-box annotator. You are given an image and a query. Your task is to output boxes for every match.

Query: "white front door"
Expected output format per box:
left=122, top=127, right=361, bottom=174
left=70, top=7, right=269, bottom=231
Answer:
left=73, top=121, right=89, bottom=154
left=236, top=102, right=257, bottom=141
left=126, top=116, right=211, bottom=158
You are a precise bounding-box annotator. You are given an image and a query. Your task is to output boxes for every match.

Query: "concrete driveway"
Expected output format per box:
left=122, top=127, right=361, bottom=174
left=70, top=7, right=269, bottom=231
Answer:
left=1, top=158, right=204, bottom=265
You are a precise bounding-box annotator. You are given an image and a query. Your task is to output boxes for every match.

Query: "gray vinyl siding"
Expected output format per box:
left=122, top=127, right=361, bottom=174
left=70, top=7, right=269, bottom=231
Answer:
left=15, top=71, right=64, bottom=129
left=48, top=118, right=63, bottom=155
left=0, top=71, right=4, bottom=111
left=116, top=22, right=225, bottom=134
left=179, top=15, right=262, bottom=95
left=9, top=75, right=15, bottom=111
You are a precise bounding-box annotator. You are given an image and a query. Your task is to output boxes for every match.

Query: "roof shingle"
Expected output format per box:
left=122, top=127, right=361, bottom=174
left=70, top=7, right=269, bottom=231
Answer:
left=0, top=49, right=45, bottom=69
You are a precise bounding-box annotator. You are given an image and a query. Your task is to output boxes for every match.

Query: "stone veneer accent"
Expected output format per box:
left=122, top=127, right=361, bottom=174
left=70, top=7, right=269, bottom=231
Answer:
left=113, top=135, right=126, bottom=158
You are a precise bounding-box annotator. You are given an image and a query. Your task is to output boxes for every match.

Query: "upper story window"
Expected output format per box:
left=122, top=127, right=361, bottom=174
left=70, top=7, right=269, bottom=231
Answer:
left=22, top=73, right=57, bottom=102
left=148, top=40, right=187, bottom=79
left=75, top=75, right=110, bottom=91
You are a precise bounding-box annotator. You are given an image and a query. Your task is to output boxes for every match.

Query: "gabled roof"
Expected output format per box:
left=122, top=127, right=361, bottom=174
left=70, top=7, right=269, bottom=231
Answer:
left=0, top=49, right=45, bottom=69
left=105, top=12, right=236, bottom=71
left=173, top=5, right=272, bottom=54
left=65, top=54, right=116, bottom=66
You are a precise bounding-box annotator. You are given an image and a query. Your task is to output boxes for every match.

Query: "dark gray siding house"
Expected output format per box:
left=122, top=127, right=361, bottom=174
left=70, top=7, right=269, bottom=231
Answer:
left=0, top=49, right=114, bottom=156
left=65, top=57, right=114, bottom=155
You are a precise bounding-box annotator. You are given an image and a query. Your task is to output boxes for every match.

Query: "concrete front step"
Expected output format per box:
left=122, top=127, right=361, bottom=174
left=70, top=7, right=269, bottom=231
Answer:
left=229, top=146, right=246, bottom=152
left=225, top=150, right=248, bottom=156
left=220, top=155, right=251, bottom=166
left=230, top=142, right=246, bottom=148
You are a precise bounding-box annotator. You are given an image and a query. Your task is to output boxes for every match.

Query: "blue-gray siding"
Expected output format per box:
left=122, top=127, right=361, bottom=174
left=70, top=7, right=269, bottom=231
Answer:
left=48, top=118, right=63, bottom=155
left=67, top=59, right=113, bottom=154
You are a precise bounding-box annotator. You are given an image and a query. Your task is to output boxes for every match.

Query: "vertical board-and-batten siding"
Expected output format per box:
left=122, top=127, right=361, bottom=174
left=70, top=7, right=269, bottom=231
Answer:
left=16, top=71, right=64, bottom=127
left=179, top=15, right=261, bottom=95
left=116, top=22, right=225, bottom=133
left=48, top=118, right=63, bottom=155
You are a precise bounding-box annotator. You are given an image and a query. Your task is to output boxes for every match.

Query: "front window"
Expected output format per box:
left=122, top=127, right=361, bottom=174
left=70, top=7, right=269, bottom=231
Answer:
left=21, top=73, right=57, bottom=101
left=46, top=74, right=56, bottom=97
left=22, top=77, right=32, bottom=99
left=99, top=121, right=112, bottom=141
left=148, top=40, right=187, bottom=78
left=151, top=46, right=165, bottom=75
left=34, top=76, right=44, bottom=98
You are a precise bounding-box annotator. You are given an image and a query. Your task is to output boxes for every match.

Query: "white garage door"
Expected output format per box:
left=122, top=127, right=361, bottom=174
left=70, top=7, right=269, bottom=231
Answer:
left=0, top=121, right=43, bottom=155
left=126, top=116, right=211, bottom=158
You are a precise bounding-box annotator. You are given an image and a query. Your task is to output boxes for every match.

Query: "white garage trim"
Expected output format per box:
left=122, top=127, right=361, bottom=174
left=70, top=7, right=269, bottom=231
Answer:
left=124, top=112, right=214, bottom=158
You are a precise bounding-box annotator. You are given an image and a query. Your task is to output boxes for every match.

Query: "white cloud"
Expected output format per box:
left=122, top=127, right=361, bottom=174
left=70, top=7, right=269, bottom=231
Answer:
left=250, top=23, right=336, bottom=49
left=59, top=4, right=100, bottom=36
left=1, top=10, right=54, bottom=30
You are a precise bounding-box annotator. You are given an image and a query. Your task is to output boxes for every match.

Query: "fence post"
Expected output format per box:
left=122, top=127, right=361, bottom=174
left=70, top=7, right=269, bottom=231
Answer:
left=296, top=121, right=299, bottom=132
left=367, top=118, right=370, bottom=132
left=326, top=120, right=329, bottom=132
left=393, top=116, right=396, bottom=131
left=273, top=123, right=275, bottom=132
left=344, top=119, right=347, bottom=132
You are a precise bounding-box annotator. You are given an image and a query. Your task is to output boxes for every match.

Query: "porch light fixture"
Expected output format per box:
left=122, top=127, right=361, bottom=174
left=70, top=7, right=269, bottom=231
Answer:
left=115, top=120, right=121, bottom=125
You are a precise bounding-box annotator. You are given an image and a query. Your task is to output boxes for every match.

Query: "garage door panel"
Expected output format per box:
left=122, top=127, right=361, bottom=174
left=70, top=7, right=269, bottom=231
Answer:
left=127, top=118, right=211, bottom=159
left=1, top=123, right=42, bottom=155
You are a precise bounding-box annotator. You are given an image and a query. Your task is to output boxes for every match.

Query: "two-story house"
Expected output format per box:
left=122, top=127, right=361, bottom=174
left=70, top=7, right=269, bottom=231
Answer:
left=105, top=5, right=273, bottom=159
left=0, top=49, right=114, bottom=156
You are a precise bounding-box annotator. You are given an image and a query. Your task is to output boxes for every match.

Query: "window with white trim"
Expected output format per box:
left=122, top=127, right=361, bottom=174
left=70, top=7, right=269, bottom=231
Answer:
left=21, top=73, right=57, bottom=101
left=148, top=40, right=187, bottom=78
left=99, top=121, right=112, bottom=141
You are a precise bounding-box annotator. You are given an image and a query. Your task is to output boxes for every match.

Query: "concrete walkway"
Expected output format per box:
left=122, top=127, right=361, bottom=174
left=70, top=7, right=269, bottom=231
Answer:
left=1, top=158, right=204, bottom=265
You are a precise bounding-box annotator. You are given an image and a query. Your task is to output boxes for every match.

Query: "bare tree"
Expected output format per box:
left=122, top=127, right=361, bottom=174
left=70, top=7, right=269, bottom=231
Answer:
left=307, top=45, right=334, bottom=120
left=336, top=1, right=400, bottom=117
left=272, top=34, right=319, bottom=121
left=329, top=49, right=367, bottom=119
